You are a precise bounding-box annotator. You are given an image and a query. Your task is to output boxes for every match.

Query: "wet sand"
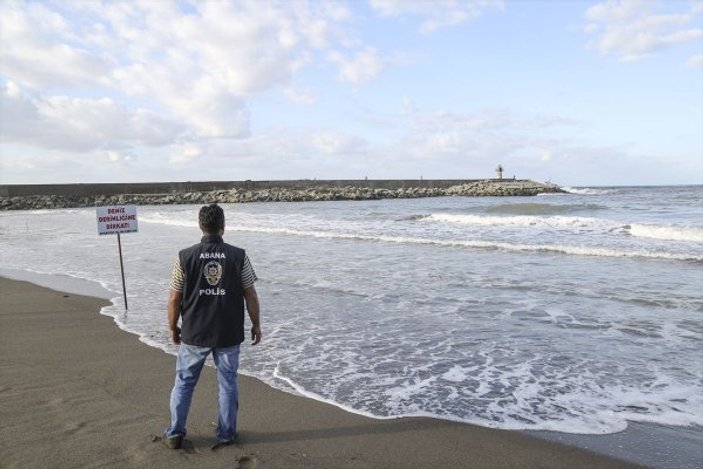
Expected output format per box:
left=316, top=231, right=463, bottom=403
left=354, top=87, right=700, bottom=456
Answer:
left=0, top=277, right=642, bottom=468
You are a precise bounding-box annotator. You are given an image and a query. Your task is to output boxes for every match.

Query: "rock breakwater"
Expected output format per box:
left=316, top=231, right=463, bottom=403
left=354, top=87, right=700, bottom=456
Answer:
left=0, top=180, right=565, bottom=210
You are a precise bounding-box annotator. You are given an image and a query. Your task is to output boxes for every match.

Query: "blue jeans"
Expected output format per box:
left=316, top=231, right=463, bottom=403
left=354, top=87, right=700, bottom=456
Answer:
left=165, top=344, right=240, bottom=441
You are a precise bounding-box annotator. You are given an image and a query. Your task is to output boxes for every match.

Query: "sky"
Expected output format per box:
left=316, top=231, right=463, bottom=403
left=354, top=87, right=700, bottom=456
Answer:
left=1, top=0, right=702, bottom=186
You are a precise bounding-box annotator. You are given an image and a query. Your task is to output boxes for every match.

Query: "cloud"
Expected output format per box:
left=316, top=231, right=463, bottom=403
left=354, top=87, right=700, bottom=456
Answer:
left=411, top=110, right=508, bottom=133
left=585, top=0, right=646, bottom=22
left=687, top=54, right=703, bottom=67
left=310, top=131, right=368, bottom=154
left=0, top=145, right=143, bottom=184
left=0, top=82, right=184, bottom=152
left=283, top=86, right=318, bottom=104
left=585, top=0, right=703, bottom=62
left=0, top=0, right=362, bottom=146
left=328, top=47, right=385, bottom=85
left=170, top=143, right=203, bottom=166
left=369, top=107, right=573, bottom=169
left=0, top=2, right=111, bottom=88
left=368, top=0, right=503, bottom=33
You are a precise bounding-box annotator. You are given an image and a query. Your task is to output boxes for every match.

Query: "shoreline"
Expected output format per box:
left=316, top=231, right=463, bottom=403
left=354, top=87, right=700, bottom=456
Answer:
left=1, top=275, right=645, bottom=469
left=528, top=423, right=703, bottom=469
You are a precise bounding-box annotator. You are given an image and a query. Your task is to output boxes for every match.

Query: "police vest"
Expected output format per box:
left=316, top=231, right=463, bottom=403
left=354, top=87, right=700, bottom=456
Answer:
left=178, top=235, right=246, bottom=347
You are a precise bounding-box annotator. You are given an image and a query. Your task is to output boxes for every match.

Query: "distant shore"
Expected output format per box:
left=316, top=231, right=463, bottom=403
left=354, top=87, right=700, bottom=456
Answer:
left=0, top=179, right=565, bottom=210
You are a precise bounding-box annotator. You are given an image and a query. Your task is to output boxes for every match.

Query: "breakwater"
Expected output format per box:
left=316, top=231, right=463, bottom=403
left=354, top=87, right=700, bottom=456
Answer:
left=0, top=179, right=565, bottom=210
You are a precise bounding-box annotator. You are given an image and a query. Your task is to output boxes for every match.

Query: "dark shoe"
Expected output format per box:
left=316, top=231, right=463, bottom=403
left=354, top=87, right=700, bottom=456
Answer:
left=164, top=434, right=183, bottom=450
left=211, top=434, right=238, bottom=451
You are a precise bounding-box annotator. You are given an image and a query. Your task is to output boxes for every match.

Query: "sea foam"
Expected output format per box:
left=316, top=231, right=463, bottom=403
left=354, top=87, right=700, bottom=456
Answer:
left=628, top=224, right=703, bottom=243
left=139, top=214, right=703, bottom=262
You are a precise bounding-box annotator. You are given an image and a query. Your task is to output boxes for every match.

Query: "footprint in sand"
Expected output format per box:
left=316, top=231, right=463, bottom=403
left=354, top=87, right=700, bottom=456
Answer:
left=63, top=421, right=86, bottom=435
left=237, top=455, right=259, bottom=469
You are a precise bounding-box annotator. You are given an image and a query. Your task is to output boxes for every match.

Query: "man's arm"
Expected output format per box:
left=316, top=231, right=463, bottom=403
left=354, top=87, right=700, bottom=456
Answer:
left=167, top=289, right=183, bottom=344
left=244, top=285, right=261, bottom=345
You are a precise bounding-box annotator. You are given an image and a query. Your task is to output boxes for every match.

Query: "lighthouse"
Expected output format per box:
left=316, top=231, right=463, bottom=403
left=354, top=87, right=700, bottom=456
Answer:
left=495, top=164, right=504, bottom=180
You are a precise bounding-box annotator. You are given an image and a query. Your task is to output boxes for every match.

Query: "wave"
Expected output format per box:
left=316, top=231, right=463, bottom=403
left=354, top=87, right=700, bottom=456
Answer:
left=140, top=215, right=702, bottom=262
left=423, top=213, right=618, bottom=231
left=267, top=356, right=703, bottom=435
left=561, top=187, right=617, bottom=195
left=271, top=364, right=400, bottom=421
left=485, top=203, right=606, bottom=215
left=423, top=214, right=703, bottom=244
left=628, top=224, right=703, bottom=243
left=142, top=211, right=618, bottom=233
left=140, top=215, right=198, bottom=228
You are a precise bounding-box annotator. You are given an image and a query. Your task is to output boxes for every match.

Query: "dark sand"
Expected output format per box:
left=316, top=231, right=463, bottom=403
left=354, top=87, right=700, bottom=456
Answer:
left=0, top=277, right=643, bottom=468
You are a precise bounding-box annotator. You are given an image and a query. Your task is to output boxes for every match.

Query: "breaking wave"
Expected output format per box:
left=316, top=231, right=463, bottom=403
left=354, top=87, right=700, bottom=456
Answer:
left=561, top=187, right=616, bottom=195
left=422, top=213, right=614, bottom=231
left=140, top=215, right=702, bottom=262
left=628, top=224, right=703, bottom=243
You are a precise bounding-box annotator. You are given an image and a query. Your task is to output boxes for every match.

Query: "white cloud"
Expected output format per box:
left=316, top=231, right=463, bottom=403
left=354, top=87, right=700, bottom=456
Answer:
left=0, top=0, right=362, bottom=146
left=310, top=131, right=367, bottom=154
left=585, top=0, right=647, bottom=22
left=102, top=150, right=135, bottom=165
left=0, top=2, right=110, bottom=88
left=687, top=54, right=703, bottom=67
left=0, top=145, right=146, bottom=184
left=351, top=107, right=612, bottom=183
left=585, top=0, right=703, bottom=62
left=328, top=47, right=385, bottom=85
left=410, top=109, right=515, bottom=134
left=106, top=151, right=121, bottom=162
left=283, top=86, right=318, bottom=104
left=425, top=132, right=462, bottom=154
left=169, top=143, right=203, bottom=166
left=369, top=0, right=503, bottom=33
left=0, top=82, right=183, bottom=152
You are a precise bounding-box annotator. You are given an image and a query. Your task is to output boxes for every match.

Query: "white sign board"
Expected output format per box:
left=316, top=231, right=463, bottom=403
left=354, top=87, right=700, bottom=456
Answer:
left=96, top=205, right=139, bottom=235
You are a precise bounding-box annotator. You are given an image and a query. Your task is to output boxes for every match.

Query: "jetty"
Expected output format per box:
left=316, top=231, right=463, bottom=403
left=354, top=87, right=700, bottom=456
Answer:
left=0, top=179, right=565, bottom=210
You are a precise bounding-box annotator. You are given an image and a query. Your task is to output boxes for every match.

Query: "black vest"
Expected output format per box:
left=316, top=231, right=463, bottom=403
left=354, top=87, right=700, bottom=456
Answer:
left=178, top=235, right=246, bottom=347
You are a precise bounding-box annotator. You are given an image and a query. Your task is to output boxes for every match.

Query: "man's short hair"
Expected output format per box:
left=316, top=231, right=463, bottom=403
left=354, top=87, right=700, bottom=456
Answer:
left=199, top=204, right=225, bottom=233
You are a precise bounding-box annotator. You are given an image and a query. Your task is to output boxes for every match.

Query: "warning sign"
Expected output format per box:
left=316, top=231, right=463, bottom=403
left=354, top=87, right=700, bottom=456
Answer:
left=96, top=205, right=138, bottom=235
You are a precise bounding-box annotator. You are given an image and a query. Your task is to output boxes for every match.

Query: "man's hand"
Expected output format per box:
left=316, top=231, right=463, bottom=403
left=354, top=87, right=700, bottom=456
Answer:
left=244, top=285, right=261, bottom=345
left=251, top=325, right=262, bottom=345
left=170, top=326, right=181, bottom=345
left=167, top=289, right=183, bottom=345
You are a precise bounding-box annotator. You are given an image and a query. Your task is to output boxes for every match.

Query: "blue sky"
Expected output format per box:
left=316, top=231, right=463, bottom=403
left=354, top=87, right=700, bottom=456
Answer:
left=1, top=0, right=702, bottom=186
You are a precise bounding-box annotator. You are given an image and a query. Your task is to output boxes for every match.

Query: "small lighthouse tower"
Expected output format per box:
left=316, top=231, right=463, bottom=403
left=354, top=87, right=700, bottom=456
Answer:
left=495, top=164, right=504, bottom=180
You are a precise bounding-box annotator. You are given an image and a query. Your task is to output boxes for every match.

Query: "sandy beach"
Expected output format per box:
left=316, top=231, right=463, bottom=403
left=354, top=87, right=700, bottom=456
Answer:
left=0, top=276, right=644, bottom=468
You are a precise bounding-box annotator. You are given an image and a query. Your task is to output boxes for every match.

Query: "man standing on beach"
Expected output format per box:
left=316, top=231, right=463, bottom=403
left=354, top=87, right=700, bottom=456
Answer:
left=164, top=203, right=261, bottom=450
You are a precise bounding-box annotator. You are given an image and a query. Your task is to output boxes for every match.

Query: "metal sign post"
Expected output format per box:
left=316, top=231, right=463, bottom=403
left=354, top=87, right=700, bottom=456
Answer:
left=117, top=232, right=128, bottom=310
left=96, top=205, right=138, bottom=310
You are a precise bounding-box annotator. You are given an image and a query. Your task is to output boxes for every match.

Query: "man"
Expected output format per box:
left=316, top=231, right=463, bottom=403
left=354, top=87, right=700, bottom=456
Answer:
left=164, top=203, right=261, bottom=450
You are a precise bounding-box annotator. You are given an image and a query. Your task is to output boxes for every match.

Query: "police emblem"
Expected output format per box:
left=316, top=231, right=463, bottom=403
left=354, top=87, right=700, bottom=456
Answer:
left=203, top=261, right=223, bottom=286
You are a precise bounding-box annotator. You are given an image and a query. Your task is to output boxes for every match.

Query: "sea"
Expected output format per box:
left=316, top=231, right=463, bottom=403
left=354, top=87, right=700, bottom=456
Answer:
left=1, top=186, right=701, bottom=442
